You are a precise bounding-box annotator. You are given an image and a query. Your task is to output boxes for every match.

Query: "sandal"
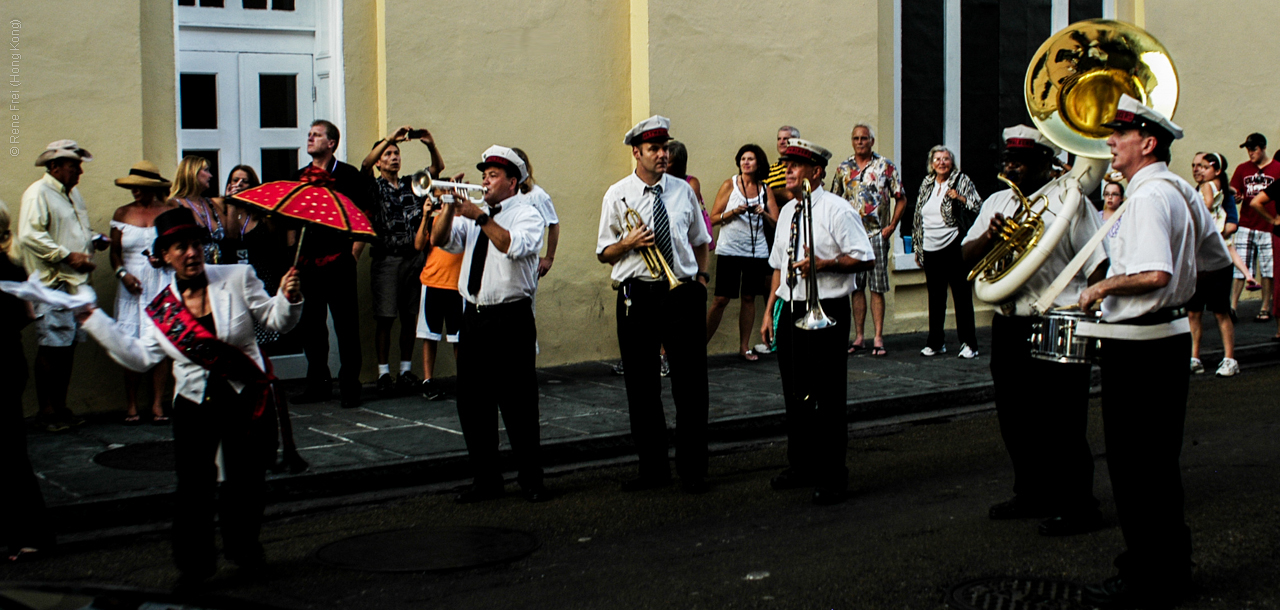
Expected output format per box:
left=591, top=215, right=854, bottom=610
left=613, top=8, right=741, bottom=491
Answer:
left=151, top=415, right=170, bottom=426
left=123, top=414, right=142, bottom=426
left=740, top=349, right=760, bottom=362
left=7, top=548, right=39, bottom=563
left=870, top=346, right=887, bottom=356
left=848, top=342, right=866, bottom=355
left=1256, top=311, right=1272, bottom=322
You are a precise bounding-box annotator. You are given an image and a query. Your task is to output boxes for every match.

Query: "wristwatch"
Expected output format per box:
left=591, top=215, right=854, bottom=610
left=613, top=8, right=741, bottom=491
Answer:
left=696, top=271, right=711, bottom=282
left=114, top=266, right=128, bottom=280
left=476, top=213, right=491, bottom=227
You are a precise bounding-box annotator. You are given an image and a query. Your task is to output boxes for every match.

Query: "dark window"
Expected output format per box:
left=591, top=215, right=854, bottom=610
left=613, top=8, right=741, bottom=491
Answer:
left=182, top=149, right=221, bottom=198
left=199, top=0, right=224, bottom=6
left=1069, top=0, right=1103, bottom=25
left=259, top=74, right=298, bottom=128
left=178, top=0, right=196, bottom=5
left=180, top=74, right=218, bottom=130
left=899, top=0, right=946, bottom=237
left=261, top=149, right=299, bottom=183
left=242, top=0, right=267, bottom=8
left=273, top=0, right=295, bottom=10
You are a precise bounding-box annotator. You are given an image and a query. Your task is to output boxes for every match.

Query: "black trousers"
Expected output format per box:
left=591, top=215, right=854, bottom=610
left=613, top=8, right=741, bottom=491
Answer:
left=617, top=280, right=709, bottom=482
left=0, top=343, right=51, bottom=553
left=1099, top=333, right=1193, bottom=589
left=990, top=315, right=1096, bottom=513
left=775, top=296, right=852, bottom=489
left=300, top=254, right=363, bottom=398
left=172, top=379, right=278, bottom=577
left=456, top=299, right=542, bottom=490
left=922, top=239, right=977, bottom=349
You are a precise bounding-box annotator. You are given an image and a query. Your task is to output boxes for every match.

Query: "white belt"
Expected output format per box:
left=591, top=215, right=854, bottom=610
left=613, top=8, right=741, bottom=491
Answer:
left=1076, top=317, right=1189, bottom=341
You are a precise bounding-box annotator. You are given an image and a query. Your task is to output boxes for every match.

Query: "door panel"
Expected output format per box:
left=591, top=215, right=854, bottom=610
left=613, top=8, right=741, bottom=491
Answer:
left=239, top=53, right=313, bottom=182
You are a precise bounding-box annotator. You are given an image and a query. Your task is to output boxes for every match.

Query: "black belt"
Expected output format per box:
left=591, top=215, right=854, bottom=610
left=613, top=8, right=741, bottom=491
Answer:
left=465, top=298, right=532, bottom=316
left=621, top=277, right=693, bottom=291
left=1124, top=306, right=1187, bottom=326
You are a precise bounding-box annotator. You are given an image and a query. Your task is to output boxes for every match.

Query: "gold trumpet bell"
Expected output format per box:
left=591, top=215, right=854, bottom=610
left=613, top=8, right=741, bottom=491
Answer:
left=1026, top=19, right=1177, bottom=159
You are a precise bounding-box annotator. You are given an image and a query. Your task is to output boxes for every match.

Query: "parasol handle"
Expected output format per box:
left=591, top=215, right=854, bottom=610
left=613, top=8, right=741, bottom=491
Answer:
left=292, top=225, right=307, bottom=267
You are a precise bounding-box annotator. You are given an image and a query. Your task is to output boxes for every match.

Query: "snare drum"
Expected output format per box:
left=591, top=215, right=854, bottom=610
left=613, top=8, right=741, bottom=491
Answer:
left=1029, top=310, right=1100, bottom=364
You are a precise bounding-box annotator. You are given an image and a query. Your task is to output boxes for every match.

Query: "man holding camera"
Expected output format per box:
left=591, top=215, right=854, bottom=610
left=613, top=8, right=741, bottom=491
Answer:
left=361, top=126, right=446, bottom=396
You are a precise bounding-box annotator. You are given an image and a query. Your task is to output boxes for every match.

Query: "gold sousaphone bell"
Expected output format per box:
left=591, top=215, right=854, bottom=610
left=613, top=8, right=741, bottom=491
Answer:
left=967, top=19, right=1178, bottom=299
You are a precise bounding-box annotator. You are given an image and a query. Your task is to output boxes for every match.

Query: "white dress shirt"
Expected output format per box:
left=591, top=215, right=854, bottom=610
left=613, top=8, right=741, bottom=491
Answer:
left=1101, top=162, right=1232, bottom=322
left=17, top=173, right=94, bottom=291
left=769, top=187, right=875, bottom=301
left=442, top=193, right=544, bottom=306
left=963, top=187, right=1108, bottom=316
left=596, top=172, right=712, bottom=283
left=528, top=184, right=559, bottom=227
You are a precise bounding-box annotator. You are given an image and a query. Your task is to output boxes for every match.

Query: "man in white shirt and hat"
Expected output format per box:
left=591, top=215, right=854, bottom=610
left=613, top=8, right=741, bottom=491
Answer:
left=1075, top=94, right=1232, bottom=609
left=596, top=115, right=712, bottom=494
left=962, top=126, right=1108, bottom=537
left=431, top=145, right=549, bottom=504
left=17, top=139, right=105, bottom=432
left=761, top=137, right=874, bottom=505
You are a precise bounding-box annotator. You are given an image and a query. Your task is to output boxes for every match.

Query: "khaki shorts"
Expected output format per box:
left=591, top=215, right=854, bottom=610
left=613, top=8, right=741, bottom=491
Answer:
left=35, top=303, right=85, bottom=347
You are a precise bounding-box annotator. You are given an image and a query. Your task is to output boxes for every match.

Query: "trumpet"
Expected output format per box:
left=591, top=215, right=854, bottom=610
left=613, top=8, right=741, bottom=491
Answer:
left=788, top=179, right=835, bottom=330
left=410, top=170, right=487, bottom=203
left=621, top=201, right=681, bottom=291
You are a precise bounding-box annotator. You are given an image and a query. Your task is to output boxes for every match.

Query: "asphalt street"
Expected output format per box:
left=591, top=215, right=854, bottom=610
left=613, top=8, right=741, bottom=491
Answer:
left=4, top=362, right=1279, bottom=609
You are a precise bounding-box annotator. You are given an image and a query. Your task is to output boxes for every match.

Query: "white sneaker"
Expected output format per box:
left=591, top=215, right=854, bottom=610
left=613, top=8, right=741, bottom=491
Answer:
left=1215, top=357, right=1239, bottom=377
left=920, top=345, right=946, bottom=357
left=957, top=343, right=978, bottom=359
left=1189, top=357, right=1204, bottom=374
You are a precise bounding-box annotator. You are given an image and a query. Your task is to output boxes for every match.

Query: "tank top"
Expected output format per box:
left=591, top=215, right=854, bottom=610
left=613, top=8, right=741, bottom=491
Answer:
left=715, top=176, right=769, bottom=259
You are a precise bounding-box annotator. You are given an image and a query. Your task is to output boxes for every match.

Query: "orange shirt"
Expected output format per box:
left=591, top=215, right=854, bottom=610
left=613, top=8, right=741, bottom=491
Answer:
left=420, top=247, right=464, bottom=291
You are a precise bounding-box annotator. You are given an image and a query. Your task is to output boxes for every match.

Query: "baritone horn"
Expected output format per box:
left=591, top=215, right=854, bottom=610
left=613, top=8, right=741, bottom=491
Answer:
left=410, top=171, right=487, bottom=203
left=621, top=201, right=681, bottom=291
left=968, top=19, right=1178, bottom=305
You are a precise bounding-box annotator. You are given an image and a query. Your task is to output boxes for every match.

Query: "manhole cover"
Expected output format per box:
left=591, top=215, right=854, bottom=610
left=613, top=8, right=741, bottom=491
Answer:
left=93, top=441, right=176, bottom=471
left=947, top=577, right=1092, bottom=610
left=314, top=526, right=540, bottom=573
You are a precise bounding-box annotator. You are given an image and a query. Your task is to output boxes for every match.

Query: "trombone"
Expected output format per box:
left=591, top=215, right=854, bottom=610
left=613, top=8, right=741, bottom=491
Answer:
left=621, top=199, right=681, bottom=290
left=788, top=179, right=836, bottom=330
left=410, top=170, right=488, bottom=203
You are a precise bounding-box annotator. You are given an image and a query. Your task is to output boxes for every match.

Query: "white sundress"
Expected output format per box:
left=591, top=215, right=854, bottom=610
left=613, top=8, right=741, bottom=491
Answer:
left=111, top=221, right=175, bottom=338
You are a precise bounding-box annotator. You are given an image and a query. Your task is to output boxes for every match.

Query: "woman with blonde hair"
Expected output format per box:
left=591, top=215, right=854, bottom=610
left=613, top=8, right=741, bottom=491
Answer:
left=169, top=156, right=229, bottom=264
left=0, top=199, right=53, bottom=562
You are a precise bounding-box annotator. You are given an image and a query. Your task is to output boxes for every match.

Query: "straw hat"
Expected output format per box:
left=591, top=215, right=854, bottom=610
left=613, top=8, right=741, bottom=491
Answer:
left=114, top=160, right=172, bottom=190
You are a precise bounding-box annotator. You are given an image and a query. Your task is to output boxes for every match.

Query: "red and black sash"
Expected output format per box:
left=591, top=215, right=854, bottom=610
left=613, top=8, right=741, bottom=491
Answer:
left=146, top=287, right=276, bottom=419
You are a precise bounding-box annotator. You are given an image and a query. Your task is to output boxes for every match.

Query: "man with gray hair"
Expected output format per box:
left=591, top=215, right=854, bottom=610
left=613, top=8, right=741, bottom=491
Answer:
left=17, top=140, right=105, bottom=432
left=765, top=126, right=800, bottom=196
left=829, top=123, right=906, bottom=355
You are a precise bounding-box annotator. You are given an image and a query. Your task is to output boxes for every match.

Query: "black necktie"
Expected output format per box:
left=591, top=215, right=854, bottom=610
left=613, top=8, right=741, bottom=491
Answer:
left=467, top=204, right=502, bottom=298
left=647, top=184, right=675, bottom=270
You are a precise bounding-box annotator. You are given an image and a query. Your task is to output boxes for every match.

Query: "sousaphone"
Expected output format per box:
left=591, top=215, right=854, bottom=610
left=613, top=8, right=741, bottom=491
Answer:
left=968, top=19, right=1178, bottom=305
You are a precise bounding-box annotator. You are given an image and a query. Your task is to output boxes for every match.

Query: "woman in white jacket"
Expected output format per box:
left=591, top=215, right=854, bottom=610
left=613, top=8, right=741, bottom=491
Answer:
left=79, top=207, right=303, bottom=587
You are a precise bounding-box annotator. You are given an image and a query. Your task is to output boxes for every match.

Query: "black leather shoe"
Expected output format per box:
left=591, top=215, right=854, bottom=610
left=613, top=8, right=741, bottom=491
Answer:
left=340, top=395, right=361, bottom=409
left=1084, top=575, right=1186, bottom=610
left=679, top=479, right=709, bottom=494
left=988, top=497, right=1051, bottom=520
left=811, top=487, right=847, bottom=505
left=620, top=476, right=671, bottom=492
left=521, top=485, right=552, bottom=503
left=455, top=485, right=504, bottom=504
left=1038, top=511, right=1106, bottom=536
left=770, top=469, right=813, bottom=491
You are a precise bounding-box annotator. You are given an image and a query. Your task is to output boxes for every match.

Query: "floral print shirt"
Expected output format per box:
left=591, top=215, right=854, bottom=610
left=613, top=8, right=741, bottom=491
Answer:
left=829, top=152, right=904, bottom=235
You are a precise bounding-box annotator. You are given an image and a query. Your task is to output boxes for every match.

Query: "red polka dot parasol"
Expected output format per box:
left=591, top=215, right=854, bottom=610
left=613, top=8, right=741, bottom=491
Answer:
left=230, top=180, right=375, bottom=237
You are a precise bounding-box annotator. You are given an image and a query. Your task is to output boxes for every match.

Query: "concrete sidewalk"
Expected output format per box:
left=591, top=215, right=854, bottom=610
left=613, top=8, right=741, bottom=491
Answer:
left=28, top=299, right=1280, bottom=533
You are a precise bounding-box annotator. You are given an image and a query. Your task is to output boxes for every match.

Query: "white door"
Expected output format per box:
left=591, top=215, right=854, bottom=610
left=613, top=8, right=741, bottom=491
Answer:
left=178, top=51, right=242, bottom=188
left=238, top=53, right=314, bottom=182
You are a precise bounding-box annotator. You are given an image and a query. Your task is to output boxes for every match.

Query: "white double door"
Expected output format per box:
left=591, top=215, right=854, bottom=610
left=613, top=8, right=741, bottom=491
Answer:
left=178, top=51, right=314, bottom=186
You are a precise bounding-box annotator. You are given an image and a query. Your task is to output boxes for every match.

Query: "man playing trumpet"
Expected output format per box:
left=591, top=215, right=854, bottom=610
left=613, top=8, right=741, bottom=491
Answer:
left=596, top=115, right=712, bottom=494
left=761, top=138, right=874, bottom=505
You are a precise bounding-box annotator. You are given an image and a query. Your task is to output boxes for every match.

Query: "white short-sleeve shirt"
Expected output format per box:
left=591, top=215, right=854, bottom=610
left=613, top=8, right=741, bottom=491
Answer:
left=528, top=184, right=559, bottom=227
left=962, top=185, right=1108, bottom=316
left=769, top=187, right=875, bottom=301
left=596, top=172, right=712, bottom=283
left=442, top=193, right=544, bottom=306
left=1101, top=162, right=1232, bottom=322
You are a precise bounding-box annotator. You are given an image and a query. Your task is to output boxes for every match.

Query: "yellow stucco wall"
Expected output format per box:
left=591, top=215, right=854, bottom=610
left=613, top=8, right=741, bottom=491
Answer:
left=379, top=0, right=633, bottom=372
left=0, top=0, right=170, bottom=415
